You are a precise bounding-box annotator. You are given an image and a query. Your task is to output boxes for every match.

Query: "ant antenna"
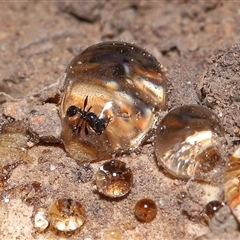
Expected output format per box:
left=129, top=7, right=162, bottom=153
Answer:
left=83, top=96, right=88, bottom=110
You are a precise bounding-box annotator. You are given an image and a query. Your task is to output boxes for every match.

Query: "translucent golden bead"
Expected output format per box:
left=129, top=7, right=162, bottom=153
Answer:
left=134, top=198, right=157, bottom=223
left=155, top=105, right=224, bottom=180
left=95, top=160, right=133, bottom=198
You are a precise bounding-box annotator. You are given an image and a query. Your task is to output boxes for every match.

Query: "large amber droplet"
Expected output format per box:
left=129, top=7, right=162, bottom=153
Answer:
left=154, top=105, right=224, bottom=180
left=224, top=147, right=240, bottom=222
left=60, top=41, right=166, bottom=164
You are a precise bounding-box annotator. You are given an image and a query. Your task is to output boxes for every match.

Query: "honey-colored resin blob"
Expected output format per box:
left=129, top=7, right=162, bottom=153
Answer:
left=48, top=198, right=86, bottom=234
left=134, top=198, right=157, bottom=223
left=95, top=160, right=133, bottom=198
left=0, top=121, right=36, bottom=164
left=0, top=121, right=37, bottom=187
left=224, top=147, right=240, bottom=222
left=155, top=105, right=224, bottom=180
left=60, top=41, right=167, bottom=163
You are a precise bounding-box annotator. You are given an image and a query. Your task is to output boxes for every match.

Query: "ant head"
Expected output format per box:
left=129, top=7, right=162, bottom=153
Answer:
left=66, top=105, right=79, bottom=117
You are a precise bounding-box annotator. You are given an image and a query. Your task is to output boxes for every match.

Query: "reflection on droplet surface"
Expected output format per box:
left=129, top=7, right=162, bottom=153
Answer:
left=48, top=198, right=86, bottom=234
left=224, top=147, right=240, bottom=222
left=134, top=198, right=157, bottom=223
left=154, top=105, right=224, bottom=180
left=60, top=41, right=167, bottom=164
left=95, top=160, right=133, bottom=198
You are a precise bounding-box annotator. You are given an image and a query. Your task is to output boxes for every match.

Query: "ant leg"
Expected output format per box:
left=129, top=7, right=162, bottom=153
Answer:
left=77, top=119, right=84, bottom=134
left=106, top=116, right=113, bottom=127
left=72, top=126, right=77, bottom=133
left=72, top=121, right=82, bottom=133
left=72, top=116, right=84, bottom=134
left=84, top=124, right=89, bottom=136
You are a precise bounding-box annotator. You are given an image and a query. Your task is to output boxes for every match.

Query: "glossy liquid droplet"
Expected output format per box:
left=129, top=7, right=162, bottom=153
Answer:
left=134, top=198, right=157, bottom=223
left=48, top=198, right=86, bottom=234
left=60, top=41, right=167, bottom=164
left=34, top=208, right=49, bottom=232
left=154, top=105, right=224, bottom=180
left=95, top=160, right=133, bottom=198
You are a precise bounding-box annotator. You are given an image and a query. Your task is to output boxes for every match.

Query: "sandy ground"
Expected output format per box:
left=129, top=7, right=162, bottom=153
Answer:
left=0, top=1, right=240, bottom=240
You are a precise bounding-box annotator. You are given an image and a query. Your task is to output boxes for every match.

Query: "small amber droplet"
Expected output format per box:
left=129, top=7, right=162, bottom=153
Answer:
left=134, top=198, right=157, bottom=223
left=155, top=105, right=224, bottom=180
left=34, top=208, right=49, bottom=232
left=103, top=227, right=122, bottom=240
left=95, top=160, right=133, bottom=198
left=48, top=198, right=86, bottom=234
left=205, top=200, right=224, bottom=220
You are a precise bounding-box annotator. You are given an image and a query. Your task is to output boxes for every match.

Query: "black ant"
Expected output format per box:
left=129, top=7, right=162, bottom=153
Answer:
left=66, top=96, right=110, bottom=135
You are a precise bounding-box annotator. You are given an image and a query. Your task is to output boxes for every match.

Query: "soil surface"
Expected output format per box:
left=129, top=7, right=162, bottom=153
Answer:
left=0, top=1, right=240, bottom=240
